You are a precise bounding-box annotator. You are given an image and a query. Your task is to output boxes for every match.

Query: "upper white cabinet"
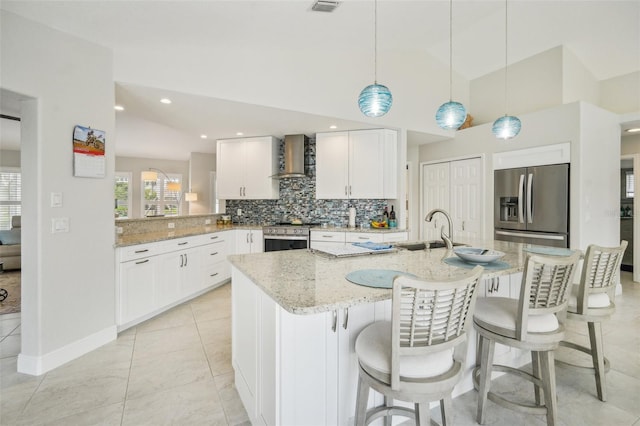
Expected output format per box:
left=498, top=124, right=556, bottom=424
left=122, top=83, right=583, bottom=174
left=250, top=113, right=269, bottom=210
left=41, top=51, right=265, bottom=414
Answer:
left=217, top=136, right=280, bottom=200
left=316, top=129, right=397, bottom=199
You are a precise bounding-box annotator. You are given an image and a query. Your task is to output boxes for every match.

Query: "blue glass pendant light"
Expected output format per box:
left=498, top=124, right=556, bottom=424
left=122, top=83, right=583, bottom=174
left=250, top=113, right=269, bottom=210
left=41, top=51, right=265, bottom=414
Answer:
left=358, top=0, right=392, bottom=117
left=436, top=0, right=467, bottom=130
left=493, top=0, right=521, bottom=140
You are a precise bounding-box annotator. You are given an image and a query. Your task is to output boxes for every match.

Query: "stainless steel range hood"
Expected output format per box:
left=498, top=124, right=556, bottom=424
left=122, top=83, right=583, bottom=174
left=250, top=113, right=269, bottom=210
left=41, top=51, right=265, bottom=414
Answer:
left=273, top=134, right=309, bottom=179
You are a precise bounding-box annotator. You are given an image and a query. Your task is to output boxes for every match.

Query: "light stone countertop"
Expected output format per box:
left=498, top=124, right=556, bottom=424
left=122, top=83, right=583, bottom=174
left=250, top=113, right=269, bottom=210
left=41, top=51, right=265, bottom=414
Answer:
left=228, top=239, right=550, bottom=315
left=114, top=225, right=262, bottom=247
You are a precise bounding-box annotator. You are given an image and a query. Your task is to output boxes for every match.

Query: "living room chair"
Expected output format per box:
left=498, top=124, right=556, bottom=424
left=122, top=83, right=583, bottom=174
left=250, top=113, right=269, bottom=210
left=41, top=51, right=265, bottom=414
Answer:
left=473, top=252, right=581, bottom=426
left=354, top=265, right=484, bottom=426
left=556, top=241, right=627, bottom=401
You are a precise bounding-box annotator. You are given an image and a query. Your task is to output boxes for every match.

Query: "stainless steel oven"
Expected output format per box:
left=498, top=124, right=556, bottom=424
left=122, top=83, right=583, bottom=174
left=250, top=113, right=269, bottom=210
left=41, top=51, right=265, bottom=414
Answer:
left=263, top=225, right=311, bottom=252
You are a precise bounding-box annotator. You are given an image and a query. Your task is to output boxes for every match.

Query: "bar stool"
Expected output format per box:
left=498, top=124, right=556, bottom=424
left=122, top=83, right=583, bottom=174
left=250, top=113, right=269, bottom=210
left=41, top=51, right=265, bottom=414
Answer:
left=473, top=252, right=581, bottom=425
left=556, top=241, right=627, bottom=401
left=354, top=266, right=484, bottom=426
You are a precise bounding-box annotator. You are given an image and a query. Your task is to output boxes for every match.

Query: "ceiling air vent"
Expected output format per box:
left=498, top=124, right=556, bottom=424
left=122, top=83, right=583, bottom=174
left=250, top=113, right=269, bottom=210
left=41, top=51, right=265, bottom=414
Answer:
left=311, top=1, right=340, bottom=12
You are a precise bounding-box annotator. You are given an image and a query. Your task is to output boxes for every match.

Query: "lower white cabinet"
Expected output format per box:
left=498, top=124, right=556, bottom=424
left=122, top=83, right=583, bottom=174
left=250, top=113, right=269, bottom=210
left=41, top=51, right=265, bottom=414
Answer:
left=235, top=229, right=264, bottom=254
left=116, top=231, right=233, bottom=330
left=232, top=267, right=391, bottom=426
left=310, top=230, right=407, bottom=250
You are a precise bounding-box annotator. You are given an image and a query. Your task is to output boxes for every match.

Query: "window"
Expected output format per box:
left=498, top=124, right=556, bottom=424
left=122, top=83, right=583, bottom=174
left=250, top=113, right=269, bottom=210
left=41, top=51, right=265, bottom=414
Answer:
left=0, top=168, right=21, bottom=230
left=142, top=173, right=182, bottom=217
left=115, top=172, right=132, bottom=219
left=626, top=170, right=634, bottom=198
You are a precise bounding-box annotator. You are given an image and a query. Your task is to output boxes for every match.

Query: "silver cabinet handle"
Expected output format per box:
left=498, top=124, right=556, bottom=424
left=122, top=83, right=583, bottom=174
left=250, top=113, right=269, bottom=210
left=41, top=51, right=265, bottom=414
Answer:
left=180, top=254, right=184, bottom=267
left=343, top=308, right=349, bottom=329
left=135, top=259, right=149, bottom=265
left=210, top=252, right=219, bottom=256
left=134, top=249, right=149, bottom=254
left=527, top=173, right=534, bottom=224
left=239, top=187, right=242, bottom=196
left=250, top=233, right=253, bottom=243
left=184, top=254, right=188, bottom=267
left=210, top=235, right=219, bottom=240
left=518, top=174, right=525, bottom=223
left=246, top=233, right=249, bottom=243
left=178, top=241, right=188, bottom=246
left=358, top=236, right=369, bottom=240
left=332, top=310, right=338, bottom=333
left=345, top=186, right=348, bottom=196
left=349, top=185, right=352, bottom=195
left=210, top=272, right=219, bottom=277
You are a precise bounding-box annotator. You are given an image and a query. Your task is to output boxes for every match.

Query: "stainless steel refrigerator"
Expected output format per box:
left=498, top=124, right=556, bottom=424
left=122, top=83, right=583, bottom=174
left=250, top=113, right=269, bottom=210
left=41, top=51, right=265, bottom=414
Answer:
left=494, top=164, right=569, bottom=248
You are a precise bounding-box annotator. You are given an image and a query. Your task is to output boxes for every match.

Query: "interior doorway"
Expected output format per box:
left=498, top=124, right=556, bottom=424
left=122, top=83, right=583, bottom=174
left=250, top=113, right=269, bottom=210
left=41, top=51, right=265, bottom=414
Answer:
left=620, top=153, right=640, bottom=282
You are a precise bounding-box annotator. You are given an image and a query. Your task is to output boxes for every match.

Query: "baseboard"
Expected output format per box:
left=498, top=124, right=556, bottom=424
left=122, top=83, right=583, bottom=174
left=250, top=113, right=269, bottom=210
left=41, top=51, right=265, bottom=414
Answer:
left=17, top=325, right=117, bottom=376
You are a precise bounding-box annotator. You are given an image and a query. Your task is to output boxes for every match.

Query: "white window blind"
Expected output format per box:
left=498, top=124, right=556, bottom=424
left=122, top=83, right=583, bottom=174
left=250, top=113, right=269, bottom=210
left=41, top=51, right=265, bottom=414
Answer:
left=115, top=172, right=132, bottom=219
left=142, top=173, right=182, bottom=217
left=0, top=168, right=21, bottom=230
left=626, top=171, right=634, bottom=198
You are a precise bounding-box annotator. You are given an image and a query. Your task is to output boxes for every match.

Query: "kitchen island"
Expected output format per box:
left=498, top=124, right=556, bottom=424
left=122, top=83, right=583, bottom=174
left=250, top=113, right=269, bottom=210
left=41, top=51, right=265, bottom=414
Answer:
left=229, top=240, right=547, bottom=426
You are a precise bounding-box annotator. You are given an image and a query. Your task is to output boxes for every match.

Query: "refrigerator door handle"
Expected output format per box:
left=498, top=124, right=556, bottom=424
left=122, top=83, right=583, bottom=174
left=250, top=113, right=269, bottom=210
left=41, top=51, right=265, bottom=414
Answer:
left=495, top=230, right=565, bottom=240
left=527, top=173, right=534, bottom=224
left=518, top=174, right=525, bottom=223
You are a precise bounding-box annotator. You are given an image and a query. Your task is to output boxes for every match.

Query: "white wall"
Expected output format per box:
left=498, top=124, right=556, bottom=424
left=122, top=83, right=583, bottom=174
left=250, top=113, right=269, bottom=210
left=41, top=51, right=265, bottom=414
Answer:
left=115, top=156, right=189, bottom=218
left=418, top=102, right=620, bottom=251
left=600, top=71, right=640, bottom=115
left=188, top=152, right=216, bottom=215
left=1, top=11, right=116, bottom=374
left=470, top=47, right=564, bottom=125
left=562, top=47, right=599, bottom=106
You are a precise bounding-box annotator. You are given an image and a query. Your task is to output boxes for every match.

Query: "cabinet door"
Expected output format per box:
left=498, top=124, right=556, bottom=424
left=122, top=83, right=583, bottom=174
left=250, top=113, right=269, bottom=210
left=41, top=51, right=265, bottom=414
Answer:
left=119, top=257, right=156, bottom=325
left=450, top=158, right=482, bottom=241
left=382, top=129, right=398, bottom=199
left=235, top=230, right=252, bottom=254
left=156, top=251, right=184, bottom=308
left=316, top=132, right=349, bottom=199
left=422, top=162, right=450, bottom=241
left=383, top=232, right=408, bottom=243
left=250, top=230, right=264, bottom=253
left=180, top=247, right=203, bottom=296
left=349, top=129, right=384, bottom=199
left=244, top=137, right=279, bottom=199
left=217, top=139, right=246, bottom=199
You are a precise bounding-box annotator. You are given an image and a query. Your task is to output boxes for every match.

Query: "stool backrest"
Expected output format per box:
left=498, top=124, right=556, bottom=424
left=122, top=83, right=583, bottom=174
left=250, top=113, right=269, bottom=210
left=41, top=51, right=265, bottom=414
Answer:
left=575, top=241, right=627, bottom=313
left=516, top=252, right=581, bottom=339
left=390, top=265, right=483, bottom=389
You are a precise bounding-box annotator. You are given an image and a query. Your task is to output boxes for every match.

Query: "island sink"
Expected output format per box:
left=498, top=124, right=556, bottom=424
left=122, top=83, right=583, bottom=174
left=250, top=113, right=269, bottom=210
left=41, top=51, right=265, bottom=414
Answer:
left=427, top=240, right=466, bottom=249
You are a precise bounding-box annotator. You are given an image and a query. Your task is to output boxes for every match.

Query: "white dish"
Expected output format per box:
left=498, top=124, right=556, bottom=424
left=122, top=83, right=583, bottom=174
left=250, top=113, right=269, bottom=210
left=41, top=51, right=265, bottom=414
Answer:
left=453, top=247, right=505, bottom=264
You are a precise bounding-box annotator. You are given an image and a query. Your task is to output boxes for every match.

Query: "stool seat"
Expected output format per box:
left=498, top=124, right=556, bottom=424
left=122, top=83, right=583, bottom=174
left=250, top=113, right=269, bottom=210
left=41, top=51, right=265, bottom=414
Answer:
left=473, top=297, right=560, bottom=337
left=567, top=284, right=611, bottom=310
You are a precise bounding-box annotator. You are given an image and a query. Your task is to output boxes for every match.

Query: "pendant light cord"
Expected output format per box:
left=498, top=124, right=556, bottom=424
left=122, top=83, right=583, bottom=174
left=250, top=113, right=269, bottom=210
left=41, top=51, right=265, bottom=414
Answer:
left=504, top=0, right=509, bottom=116
left=374, top=0, right=378, bottom=84
left=449, top=0, right=453, bottom=101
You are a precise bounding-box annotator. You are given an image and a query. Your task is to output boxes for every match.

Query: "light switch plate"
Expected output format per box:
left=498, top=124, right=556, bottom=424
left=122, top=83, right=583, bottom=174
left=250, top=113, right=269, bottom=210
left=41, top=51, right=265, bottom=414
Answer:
left=51, top=192, right=63, bottom=208
left=51, top=217, right=69, bottom=233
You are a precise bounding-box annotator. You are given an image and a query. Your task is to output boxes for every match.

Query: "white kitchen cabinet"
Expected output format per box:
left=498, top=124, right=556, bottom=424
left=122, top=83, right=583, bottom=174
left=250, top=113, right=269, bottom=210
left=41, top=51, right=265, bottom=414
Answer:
left=217, top=136, right=279, bottom=200
left=316, top=129, right=397, bottom=200
left=345, top=232, right=384, bottom=243
left=310, top=230, right=347, bottom=251
left=383, top=231, right=409, bottom=243
left=311, top=230, right=407, bottom=250
left=116, top=231, right=233, bottom=331
left=118, top=255, right=157, bottom=325
left=235, top=229, right=264, bottom=254
left=231, top=268, right=391, bottom=426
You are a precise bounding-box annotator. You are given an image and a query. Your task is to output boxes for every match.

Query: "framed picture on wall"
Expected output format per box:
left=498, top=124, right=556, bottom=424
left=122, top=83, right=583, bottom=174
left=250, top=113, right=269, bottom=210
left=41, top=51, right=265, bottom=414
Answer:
left=73, top=125, right=106, bottom=178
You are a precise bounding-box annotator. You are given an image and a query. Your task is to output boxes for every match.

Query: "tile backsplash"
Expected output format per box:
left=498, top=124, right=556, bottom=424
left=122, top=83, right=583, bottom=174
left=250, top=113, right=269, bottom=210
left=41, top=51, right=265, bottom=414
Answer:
left=225, top=136, right=391, bottom=226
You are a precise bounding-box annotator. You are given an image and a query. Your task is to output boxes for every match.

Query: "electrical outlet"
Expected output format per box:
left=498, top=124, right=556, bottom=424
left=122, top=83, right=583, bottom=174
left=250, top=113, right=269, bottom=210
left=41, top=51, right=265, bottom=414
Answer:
left=116, top=226, right=123, bottom=234
left=205, top=219, right=211, bottom=225
left=168, top=222, right=175, bottom=229
left=237, top=208, right=242, bottom=216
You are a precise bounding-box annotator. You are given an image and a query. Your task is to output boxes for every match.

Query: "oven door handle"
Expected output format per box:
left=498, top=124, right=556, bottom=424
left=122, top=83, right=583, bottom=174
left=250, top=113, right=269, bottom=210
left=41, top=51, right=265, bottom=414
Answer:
left=263, top=235, right=309, bottom=241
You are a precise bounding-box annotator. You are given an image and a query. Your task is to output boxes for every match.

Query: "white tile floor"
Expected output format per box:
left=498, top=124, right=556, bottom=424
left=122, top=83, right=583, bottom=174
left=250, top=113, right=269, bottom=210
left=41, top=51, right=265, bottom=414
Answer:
left=1, top=273, right=639, bottom=425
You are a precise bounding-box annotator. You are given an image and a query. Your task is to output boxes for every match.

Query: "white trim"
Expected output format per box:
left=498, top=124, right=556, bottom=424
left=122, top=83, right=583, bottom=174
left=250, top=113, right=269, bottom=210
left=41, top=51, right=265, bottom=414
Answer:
left=17, top=325, right=117, bottom=376
left=493, top=142, right=571, bottom=170
left=621, top=153, right=640, bottom=283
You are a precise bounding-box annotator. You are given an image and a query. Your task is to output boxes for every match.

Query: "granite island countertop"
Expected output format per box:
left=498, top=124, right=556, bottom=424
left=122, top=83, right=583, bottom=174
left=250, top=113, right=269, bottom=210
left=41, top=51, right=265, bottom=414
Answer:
left=114, top=225, right=262, bottom=247
left=228, top=239, right=566, bottom=315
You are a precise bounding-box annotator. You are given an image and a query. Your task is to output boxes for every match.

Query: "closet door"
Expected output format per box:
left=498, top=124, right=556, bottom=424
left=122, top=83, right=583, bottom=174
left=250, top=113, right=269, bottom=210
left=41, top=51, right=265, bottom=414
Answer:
left=421, top=162, right=450, bottom=241
left=450, top=158, right=482, bottom=241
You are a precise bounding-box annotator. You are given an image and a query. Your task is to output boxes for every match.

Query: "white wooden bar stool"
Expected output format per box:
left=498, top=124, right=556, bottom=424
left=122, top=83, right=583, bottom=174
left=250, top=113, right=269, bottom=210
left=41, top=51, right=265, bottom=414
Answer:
left=473, top=252, right=581, bottom=426
left=556, top=241, right=627, bottom=401
left=354, top=266, right=484, bottom=426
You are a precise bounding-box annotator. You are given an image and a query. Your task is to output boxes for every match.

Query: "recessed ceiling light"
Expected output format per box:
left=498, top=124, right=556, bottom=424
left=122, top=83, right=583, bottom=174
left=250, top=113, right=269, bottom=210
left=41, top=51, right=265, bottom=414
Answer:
left=114, top=105, right=124, bottom=111
left=626, top=128, right=640, bottom=133
left=329, top=125, right=337, bottom=129
left=200, top=134, right=208, bottom=139
left=160, top=98, right=172, bottom=104
left=236, top=132, right=244, bottom=136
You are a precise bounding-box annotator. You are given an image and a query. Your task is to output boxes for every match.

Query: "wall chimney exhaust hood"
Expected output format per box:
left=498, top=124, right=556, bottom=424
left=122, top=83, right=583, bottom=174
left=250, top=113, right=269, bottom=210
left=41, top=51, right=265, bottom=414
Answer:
left=273, top=134, right=309, bottom=179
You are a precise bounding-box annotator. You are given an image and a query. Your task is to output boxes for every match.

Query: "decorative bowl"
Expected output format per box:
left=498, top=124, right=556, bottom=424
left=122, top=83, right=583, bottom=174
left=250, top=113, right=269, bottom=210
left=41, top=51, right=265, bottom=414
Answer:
left=453, top=247, right=505, bottom=264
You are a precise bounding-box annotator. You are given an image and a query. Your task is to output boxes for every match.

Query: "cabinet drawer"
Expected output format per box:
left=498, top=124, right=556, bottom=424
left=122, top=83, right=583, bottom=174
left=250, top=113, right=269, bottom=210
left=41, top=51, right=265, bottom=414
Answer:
left=203, top=241, right=228, bottom=266
left=383, top=232, right=408, bottom=243
left=193, top=232, right=228, bottom=246
left=119, top=242, right=165, bottom=262
left=310, top=231, right=346, bottom=243
left=204, top=262, right=230, bottom=287
left=345, top=232, right=384, bottom=243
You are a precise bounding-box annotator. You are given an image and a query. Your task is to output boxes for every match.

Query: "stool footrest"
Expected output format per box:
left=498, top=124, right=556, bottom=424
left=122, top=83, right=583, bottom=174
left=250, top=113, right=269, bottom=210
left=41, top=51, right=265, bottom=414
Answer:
left=473, top=365, right=548, bottom=416
left=556, top=341, right=610, bottom=374
left=366, top=406, right=415, bottom=425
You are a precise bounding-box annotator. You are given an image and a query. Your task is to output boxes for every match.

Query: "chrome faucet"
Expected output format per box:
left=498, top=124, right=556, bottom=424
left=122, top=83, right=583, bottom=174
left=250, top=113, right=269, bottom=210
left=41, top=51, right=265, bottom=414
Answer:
left=425, top=208, right=454, bottom=250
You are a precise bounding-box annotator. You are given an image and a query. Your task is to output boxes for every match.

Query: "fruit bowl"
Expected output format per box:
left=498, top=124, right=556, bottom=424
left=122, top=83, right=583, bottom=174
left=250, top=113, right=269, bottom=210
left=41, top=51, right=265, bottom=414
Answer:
left=453, top=247, right=505, bottom=264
